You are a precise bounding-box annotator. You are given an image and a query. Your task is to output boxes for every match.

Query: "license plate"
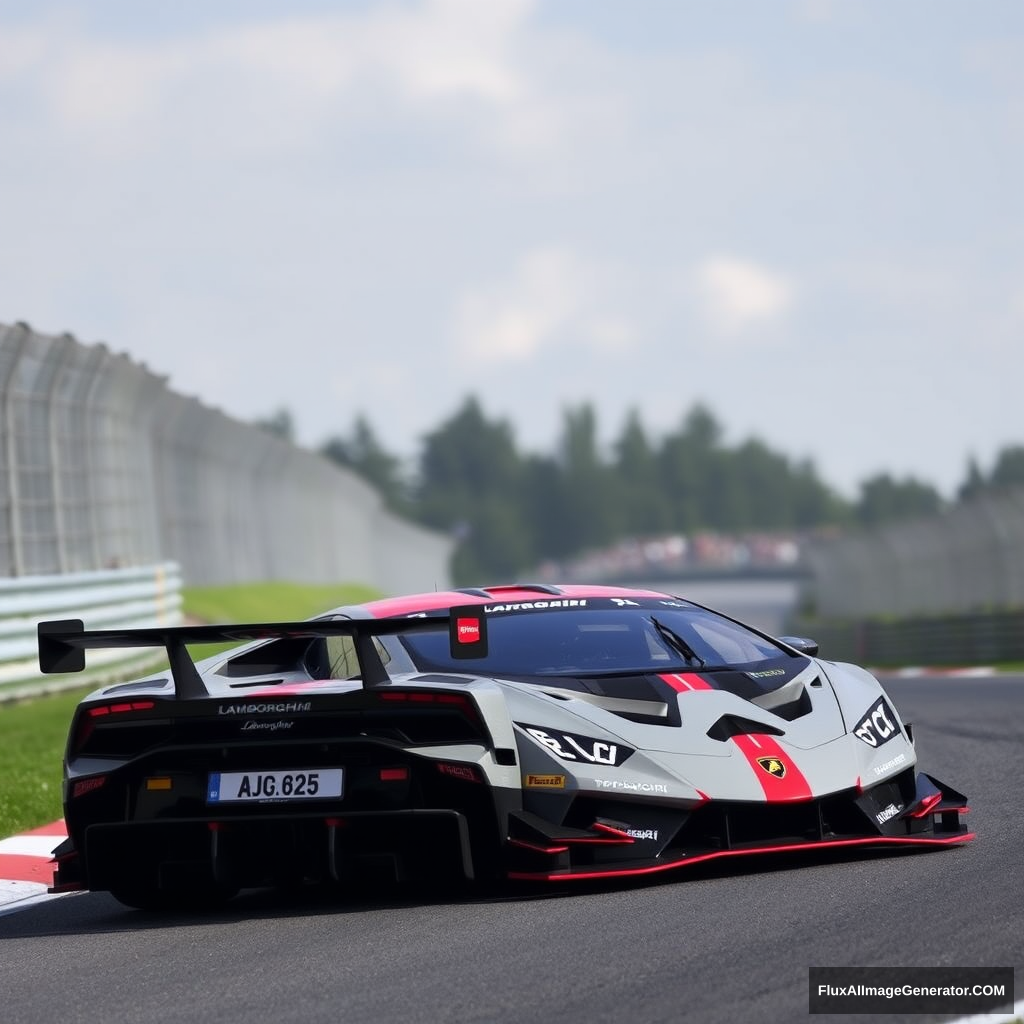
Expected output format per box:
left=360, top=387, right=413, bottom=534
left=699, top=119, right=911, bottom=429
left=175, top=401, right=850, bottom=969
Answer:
left=207, top=768, right=343, bottom=803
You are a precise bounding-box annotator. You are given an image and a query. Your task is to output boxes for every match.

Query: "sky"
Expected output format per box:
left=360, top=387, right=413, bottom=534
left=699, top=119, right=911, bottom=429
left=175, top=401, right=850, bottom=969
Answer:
left=0, top=0, right=1021, bottom=500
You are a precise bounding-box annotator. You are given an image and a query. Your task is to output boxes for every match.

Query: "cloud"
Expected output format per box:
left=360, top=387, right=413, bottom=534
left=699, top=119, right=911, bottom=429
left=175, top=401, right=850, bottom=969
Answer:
left=792, top=0, right=847, bottom=24
left=452, top=247, right=636, bottom=362
left=217, top=0, right=531, bottom=106
left=0, top=0, right=536, bottom=155
left=452, top=247, right=585, bottom=361
left=695, top=256, right=796, bottom=336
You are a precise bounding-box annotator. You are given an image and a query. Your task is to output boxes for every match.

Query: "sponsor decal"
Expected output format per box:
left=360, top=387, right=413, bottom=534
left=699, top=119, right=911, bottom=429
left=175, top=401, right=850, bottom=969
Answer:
left=625, top=828, right=659, bottom=840
left=875, top=802, right=903, bottom=824
left=746, top=668, right=787, bottom=680
left=449, top=604, right=488, bottom=658
left=610, top=598, right=639, bottom=607
left=525, top=774, right=565, bottom=789
left=853, top=697, right=900, bottom=748
left=595, top=780, right=669, bottom=794
left=241, top=720, right=294, bottom=732
left=756, top=756, right=787, bottom=779
left=658, top=600, right=686, bottom=608
left=484, top=600, right=587, bottom=613
left=218, top=701, right=312, bottom=716
left=438, top=763, right=478, bottom=782
left=873, top=752, right=907, bottom=776
left=455, top=617, right=480, bottom=644
left=519, top=724, right=634, bottom=766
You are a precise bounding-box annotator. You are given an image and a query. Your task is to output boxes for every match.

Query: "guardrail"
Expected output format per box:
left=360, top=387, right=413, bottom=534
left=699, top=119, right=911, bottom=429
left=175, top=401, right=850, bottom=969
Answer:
left=0, top=563, right=182, bottom=703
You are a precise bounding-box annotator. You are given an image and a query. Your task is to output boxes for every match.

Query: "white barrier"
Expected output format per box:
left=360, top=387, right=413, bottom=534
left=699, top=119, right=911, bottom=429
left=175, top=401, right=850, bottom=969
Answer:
left=0, top=563, right=182, bottom=702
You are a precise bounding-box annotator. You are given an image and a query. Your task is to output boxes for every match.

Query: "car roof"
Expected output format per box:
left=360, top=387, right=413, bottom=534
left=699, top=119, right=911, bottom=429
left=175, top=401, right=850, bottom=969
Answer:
left=362, top=583, right=674, bottom=618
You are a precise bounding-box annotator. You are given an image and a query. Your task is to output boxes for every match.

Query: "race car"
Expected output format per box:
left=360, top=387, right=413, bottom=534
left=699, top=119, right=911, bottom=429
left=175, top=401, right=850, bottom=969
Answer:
left=38, top=583, right=972, bottom=909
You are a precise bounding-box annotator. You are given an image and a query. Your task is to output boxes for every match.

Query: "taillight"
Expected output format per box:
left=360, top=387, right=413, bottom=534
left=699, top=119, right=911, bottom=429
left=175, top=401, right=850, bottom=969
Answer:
left=71, top=700, right=166, bottom=758
left=376, top=689, right=482, bottom=725
left=88, top=700, right=155, bottom=717
left=367, top=689, right=485, bottom=744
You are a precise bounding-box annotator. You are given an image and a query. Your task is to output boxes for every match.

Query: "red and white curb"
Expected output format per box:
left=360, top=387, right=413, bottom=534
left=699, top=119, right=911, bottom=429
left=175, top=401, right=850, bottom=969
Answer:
left=0, top=819, right=66, bottom=913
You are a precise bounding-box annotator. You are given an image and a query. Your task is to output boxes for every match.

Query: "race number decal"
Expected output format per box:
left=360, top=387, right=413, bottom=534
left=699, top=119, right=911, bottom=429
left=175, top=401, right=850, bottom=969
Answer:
left=852, top=697, right=900, bottom=748
left=517, top=723, right=634, bottom=766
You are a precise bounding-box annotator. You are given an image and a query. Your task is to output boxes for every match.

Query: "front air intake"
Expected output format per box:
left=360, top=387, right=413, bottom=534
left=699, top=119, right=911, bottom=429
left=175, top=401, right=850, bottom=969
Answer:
left=706, top=716, right=785, bottom=742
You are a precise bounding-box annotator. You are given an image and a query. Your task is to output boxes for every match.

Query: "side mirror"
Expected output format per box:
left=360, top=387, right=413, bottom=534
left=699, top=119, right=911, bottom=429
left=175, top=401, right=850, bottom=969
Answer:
left=778, top=635, right=819, bottom=657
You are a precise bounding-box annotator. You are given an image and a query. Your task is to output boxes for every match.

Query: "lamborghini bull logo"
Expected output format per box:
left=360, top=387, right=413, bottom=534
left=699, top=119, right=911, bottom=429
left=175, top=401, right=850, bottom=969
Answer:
left=756, top=756, right=787, bottom=779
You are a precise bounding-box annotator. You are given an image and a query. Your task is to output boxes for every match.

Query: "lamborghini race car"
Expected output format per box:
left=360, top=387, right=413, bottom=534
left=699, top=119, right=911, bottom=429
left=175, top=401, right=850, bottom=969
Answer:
left=38, top=584, right=973, bottom=909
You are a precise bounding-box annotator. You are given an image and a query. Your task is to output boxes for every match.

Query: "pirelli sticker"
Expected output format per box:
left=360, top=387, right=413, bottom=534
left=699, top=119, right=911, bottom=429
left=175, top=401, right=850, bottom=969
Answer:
left=524, top=774, right=566, bottom=789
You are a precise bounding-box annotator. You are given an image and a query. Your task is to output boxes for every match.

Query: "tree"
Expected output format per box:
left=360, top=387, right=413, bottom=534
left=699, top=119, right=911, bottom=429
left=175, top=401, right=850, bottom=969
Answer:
left=658, top=404, right=726, bottom=530
left=680, top=404, right=722, bottom=452
left=989, top=445, right=1024, bottom=490
left=855, top=473, right=943, bottom=526
left=731, top=439, right=796, bottom=529
left=320, top=415, right=410, bottom=513
left=415, top=397, right=533, bottom=584
left=611, top=410, right=672, bottom=536
left=789, top=459, right=849, bottom=528
left=957, top=457, right=986, bottom=502
left=254, top=407, right=295, bottom=442
left=552, top=403, right=621, bottom=551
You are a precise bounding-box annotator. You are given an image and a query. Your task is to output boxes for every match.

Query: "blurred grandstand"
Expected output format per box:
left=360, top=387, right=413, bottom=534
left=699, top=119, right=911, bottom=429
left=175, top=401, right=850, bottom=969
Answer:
left=534, top=530, right=808, bottom=584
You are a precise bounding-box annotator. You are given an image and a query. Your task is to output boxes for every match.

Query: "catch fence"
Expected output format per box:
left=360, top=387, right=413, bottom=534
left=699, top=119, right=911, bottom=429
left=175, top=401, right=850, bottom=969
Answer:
left=793, top=488, right=1024, bottom=664
left=0, top=322, right=452, bottom=592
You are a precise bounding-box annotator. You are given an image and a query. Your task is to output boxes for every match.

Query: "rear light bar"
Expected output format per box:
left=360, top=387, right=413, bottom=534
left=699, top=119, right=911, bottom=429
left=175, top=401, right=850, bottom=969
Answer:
left=374, top=689, right=484, bottom=732
left=88, top=700, right=156, bottom=717
left=73, top=700, right=159, bottom=756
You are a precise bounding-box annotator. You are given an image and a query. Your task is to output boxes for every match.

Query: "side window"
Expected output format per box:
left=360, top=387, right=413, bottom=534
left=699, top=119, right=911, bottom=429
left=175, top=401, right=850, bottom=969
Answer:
left=323, top=635, right=390, bottom=679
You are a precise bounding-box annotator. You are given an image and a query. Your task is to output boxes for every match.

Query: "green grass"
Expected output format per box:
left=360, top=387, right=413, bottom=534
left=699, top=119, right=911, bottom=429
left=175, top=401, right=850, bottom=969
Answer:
left=0, top=686, right=88, bottom=840
left=181, top=581, right=380, bottom=624
left=0, top=581, right=381, bottom=840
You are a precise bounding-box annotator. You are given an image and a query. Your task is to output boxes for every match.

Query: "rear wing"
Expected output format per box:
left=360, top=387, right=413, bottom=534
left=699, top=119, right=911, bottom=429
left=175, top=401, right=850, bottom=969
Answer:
left=37, top=606, right=490, bottom=700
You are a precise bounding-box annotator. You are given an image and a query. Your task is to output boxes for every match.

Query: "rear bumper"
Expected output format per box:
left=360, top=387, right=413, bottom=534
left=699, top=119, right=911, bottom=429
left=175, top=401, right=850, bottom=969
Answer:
left=59, top=809, right=477, bottom=894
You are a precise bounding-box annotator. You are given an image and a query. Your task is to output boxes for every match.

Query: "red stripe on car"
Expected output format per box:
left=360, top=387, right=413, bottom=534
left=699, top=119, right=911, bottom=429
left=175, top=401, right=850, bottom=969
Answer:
left=659, top=672, right=713, bottom=692
left=731, top=734, right=813, bottom=802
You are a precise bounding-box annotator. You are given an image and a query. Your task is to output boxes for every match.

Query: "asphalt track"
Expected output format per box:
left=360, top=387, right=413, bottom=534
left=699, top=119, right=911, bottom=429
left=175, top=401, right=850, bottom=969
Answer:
left=0, top=672, right=1019, bottom=1024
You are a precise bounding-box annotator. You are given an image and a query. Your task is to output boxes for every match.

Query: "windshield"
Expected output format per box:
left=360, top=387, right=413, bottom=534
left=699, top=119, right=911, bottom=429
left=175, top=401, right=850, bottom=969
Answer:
left=399, top=602, right=790, bottom=677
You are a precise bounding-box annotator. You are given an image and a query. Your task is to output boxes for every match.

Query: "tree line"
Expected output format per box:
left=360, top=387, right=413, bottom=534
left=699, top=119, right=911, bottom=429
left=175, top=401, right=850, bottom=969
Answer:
left=257, top=399, right=1024, bottom=585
